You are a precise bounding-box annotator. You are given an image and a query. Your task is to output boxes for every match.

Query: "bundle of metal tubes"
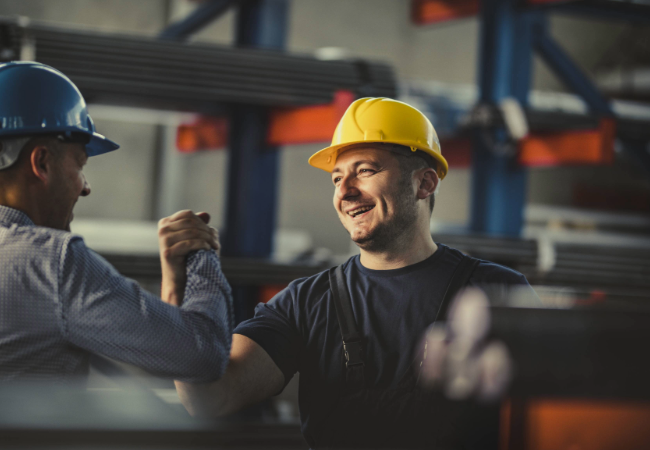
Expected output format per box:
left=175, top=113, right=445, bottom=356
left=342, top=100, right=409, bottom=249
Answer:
left=0, top=18, right=396, bottom=110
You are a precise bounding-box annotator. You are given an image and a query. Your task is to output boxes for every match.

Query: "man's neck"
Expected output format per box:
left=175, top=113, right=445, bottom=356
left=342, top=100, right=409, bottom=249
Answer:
left=358, top=229, right=438, bottom=271
left=0, top=186, right=42, bottom=226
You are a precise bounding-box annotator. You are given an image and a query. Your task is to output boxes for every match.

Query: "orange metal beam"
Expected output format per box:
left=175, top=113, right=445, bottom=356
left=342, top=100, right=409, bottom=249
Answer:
left=411, top=0, right=580, bottom=26
left=176, top=115, right=617, bottom=171
left=411, top=0, right=480, bottom=25
left=501, top=398, right=650, bottom=450
left=175, top=90, right=355, bottom=152
left=518, top=118, right=616, bottom=167
left=266, top=90, right=355, bottom=146
left=176, top=116, right=229, bottom=153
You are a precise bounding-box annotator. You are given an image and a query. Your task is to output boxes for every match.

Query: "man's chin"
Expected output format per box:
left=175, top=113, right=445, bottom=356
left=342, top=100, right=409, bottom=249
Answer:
left=351, top=231, right=381, bottom=251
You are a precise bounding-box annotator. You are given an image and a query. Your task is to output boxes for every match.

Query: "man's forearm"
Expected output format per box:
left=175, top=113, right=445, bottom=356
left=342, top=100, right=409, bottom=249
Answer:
left=161, top=266, right=186, bottom=306
left=63, top=242, right=233, bottom=382
left=175, top=379, right=233, bottom=418
left=174, top=334, right=285, bottom=419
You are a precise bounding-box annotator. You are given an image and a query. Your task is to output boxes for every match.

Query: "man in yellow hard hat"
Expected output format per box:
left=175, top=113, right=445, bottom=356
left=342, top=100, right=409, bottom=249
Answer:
left=171, top=98, right=534, bottom=448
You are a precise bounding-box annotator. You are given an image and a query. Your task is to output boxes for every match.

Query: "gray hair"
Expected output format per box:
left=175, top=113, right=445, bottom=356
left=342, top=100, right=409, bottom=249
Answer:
left=0, top=135, right=64, bottom=172
left=0, top=137, right=31, bottom=171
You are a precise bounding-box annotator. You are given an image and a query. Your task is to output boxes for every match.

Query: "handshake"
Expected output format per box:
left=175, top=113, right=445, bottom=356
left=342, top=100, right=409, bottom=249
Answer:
left=157, top=210, right=221, bottom=307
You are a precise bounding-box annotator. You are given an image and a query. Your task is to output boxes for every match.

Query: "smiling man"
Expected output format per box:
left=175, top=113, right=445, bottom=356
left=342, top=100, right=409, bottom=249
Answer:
left=0, top=62, right=233, bottom=383
left=173, top=98, right=533, bottom=449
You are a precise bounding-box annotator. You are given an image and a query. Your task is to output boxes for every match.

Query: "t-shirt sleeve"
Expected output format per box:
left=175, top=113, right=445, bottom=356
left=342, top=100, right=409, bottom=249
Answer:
left=234, top=284, right=302, bottom=388
left=469, top=260, right=541, bottom=307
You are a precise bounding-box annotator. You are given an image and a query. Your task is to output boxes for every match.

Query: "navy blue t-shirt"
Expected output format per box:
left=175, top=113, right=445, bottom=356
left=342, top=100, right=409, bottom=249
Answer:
left=234, top=244, right=532, bottom=445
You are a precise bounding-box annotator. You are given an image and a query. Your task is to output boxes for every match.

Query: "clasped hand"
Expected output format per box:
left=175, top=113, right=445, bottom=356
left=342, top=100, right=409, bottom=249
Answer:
left=158, top=210, right=220, bottom=306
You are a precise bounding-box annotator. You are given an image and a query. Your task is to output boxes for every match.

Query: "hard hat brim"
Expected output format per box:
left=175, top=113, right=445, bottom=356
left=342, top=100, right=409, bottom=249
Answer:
left=86, top=132, right=120, bottom=157
left=309, top=140, right=449, bottom=180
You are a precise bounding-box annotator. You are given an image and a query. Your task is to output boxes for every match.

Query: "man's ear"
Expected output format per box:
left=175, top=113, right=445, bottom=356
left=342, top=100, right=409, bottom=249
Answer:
left=29, top=145, right=53, bottom=184
left=416, top=167, right=439, bottom=201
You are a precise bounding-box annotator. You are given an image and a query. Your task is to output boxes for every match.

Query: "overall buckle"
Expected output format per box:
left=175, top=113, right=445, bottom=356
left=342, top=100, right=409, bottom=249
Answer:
left=343, top=339, right=364, bottom=368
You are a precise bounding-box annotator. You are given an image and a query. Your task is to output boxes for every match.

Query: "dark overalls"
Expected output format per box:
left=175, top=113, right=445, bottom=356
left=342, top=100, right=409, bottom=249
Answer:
left=314, top=256, right=500, bottom=449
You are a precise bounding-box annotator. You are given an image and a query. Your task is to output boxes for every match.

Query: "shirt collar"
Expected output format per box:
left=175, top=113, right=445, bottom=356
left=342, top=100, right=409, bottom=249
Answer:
left=0, top=205, right=35, bottom=227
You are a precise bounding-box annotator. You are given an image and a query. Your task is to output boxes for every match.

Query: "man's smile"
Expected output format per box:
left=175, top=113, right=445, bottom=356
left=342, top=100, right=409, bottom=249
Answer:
left=346, top=204, right=376, bottom=219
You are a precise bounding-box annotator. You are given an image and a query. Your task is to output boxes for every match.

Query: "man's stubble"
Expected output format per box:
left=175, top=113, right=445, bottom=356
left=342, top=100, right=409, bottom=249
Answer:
left=349, top=173, right=419, bottom=253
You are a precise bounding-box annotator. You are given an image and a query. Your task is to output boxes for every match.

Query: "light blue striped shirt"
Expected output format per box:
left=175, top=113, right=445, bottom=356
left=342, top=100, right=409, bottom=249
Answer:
left=0, top=205, right=233, bottom=382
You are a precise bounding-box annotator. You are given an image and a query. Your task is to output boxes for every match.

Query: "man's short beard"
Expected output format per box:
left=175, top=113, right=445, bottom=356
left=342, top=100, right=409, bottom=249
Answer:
left=351, top=173, right=418, bottom=252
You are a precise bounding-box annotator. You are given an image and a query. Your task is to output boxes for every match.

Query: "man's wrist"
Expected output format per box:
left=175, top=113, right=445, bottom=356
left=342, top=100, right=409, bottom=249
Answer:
left=161, top=261, right=187, bottom=306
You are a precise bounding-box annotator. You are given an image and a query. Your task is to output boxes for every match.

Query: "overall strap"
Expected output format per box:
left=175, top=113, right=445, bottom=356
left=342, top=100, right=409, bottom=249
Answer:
left=435, top=254, right=481, bottom=323
left=415, top=254, right=481, bottom=386
left=329, top=265, right=365, bottom=390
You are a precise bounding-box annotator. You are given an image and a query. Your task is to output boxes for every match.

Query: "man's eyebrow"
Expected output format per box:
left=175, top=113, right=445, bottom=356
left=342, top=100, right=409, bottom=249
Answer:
left=332, top=160, right=381, bottom=175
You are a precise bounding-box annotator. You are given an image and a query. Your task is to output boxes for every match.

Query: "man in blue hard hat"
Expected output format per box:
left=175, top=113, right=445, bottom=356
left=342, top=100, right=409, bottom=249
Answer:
left=0, top=61, right=233, bottom=382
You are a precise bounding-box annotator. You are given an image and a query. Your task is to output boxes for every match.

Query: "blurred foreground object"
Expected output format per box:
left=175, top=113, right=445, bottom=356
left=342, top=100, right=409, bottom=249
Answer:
left=0, top=382, right=304, bottom=449
left=420, top=288, right=513, bottom=402
left=421, top=287, right=650, bottom=449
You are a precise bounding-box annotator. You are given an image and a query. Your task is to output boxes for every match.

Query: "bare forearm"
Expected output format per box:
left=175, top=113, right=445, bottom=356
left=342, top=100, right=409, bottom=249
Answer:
left=174, top=335, right=285, bottom=419
left=161, top=267, right=185, bottom=306
left=175, top=379, right=231, bottom=418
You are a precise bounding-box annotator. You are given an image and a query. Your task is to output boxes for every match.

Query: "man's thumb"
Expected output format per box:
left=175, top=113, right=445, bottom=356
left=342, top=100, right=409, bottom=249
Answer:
left=197, top=212, right=210, bottom=224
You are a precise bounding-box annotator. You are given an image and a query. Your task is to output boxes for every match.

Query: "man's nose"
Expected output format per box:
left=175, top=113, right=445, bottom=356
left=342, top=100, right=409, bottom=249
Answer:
left=81, top=175, right=91, bottom=197
left=335, top=175, right=359, bottom=200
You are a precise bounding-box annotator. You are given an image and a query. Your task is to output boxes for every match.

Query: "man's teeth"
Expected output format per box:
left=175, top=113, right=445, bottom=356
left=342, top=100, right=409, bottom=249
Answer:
left=349, top=206, right=374, bottom=217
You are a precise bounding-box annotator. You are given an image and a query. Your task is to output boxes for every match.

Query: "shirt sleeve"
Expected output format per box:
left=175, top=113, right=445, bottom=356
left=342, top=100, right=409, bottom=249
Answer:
left=234, top=284, right=301, bottom=388
left=57, top=236, right=233, bottom=383
left=469, top=260, right=542, bottom=307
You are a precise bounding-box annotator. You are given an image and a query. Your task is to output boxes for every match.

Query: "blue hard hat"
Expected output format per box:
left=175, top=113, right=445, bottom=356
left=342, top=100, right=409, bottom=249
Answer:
left=0, top=61, right=119, bottom=160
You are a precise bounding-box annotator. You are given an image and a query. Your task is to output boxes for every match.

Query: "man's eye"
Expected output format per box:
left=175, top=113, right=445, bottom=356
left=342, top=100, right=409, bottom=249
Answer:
left=359, top=168, right=374, bottom=174
left=333, top=177, right=342, bottom=184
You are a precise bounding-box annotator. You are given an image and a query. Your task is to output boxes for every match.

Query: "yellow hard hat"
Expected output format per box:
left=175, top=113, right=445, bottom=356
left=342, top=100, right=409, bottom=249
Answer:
left=308, top=97, right=448, bottom=180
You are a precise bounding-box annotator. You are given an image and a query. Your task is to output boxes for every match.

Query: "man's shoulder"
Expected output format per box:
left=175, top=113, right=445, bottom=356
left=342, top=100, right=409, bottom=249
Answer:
left=472, top=258, right=528, bottom=285
left=441, top=244, right=529, bottom=286
left=0, top=223, right=81, bottom=257
left=269, top=256, right=357, bottom=307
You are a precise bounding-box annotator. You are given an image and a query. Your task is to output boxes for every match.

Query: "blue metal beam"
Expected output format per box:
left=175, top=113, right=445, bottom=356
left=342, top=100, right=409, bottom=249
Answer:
left=222, top=0, right=288, bottom=324
left=534, top=24, right=614, bottom=116
left=223, top=0, right=287, bottom=261
left=223, top=104, right=280, bottom=259
left=159, top=0, right=238, bottom=40
left=470, top=1, right=538, bottom=236
left=235, top=0, right=288, bottom=49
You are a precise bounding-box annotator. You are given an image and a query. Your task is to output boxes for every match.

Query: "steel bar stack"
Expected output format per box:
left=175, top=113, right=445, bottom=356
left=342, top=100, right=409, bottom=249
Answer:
left=0, top=18, right=396, bottom=111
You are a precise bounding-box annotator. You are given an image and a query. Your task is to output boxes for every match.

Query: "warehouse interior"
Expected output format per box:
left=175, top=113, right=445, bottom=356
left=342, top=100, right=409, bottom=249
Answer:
left=0, top=0, right=649, bottom=449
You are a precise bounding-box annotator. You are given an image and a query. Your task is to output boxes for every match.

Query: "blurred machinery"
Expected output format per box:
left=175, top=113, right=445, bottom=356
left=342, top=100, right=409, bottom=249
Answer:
left=412, top=0, right=650, bottom=236
left=0, top=382, right=306, bottom=449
